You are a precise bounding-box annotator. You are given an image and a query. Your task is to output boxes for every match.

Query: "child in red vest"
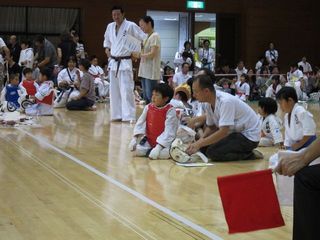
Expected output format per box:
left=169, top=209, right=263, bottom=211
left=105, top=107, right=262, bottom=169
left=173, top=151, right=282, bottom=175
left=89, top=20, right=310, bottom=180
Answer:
left=20, top=68, right=38, bottom=97
left=25, top=68, right=54, bottom=116
left=129, top=83, right=179, bottom=159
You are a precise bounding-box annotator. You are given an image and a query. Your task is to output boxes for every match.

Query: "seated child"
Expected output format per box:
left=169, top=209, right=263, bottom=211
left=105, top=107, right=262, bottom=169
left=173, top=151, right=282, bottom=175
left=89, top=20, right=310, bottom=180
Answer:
left=235, top=73, right=250, bottom=101
left=0, top=73, right=26, bottom=111
left=170, top=83, right=193, bottom=118
left=54, top=56, right=80, bottom=108
left=20, top=68, right=38, bottom=97
left=258, top=97, right=283, bottom=147
left=88, top=55, right=109, bottom=102
left=129, top=83, right=179, bottom=159
left=25, top=68, right=54, bottom=116
left=265, top=75, right=282, bottom=99
left=276, top=86, right=316, bottom=151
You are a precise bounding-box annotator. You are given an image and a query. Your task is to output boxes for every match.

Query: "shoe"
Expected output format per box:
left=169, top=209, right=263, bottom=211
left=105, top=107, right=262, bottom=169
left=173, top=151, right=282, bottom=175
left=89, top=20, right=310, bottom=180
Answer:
left=252, top=149, right=264, bottom=159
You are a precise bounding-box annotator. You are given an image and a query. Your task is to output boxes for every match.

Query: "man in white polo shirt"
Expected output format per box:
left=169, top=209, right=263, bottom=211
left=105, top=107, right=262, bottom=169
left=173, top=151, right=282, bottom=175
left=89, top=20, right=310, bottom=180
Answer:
left=186, top=74, right=262, bottom=161
left=172, top=62, right=191, bottom=88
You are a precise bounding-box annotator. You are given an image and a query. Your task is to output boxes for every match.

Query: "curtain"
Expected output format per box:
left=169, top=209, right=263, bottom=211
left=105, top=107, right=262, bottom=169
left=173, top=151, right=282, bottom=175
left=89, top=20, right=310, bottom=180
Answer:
left=28, top=7, right=78, bottom=34
left=0, top=6, right=26, bottom=32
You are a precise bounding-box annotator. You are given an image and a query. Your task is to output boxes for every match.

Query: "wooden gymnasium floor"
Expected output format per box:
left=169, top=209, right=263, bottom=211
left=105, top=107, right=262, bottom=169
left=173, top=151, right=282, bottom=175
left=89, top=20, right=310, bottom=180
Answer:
left=0, top=102, right=319, bottom=240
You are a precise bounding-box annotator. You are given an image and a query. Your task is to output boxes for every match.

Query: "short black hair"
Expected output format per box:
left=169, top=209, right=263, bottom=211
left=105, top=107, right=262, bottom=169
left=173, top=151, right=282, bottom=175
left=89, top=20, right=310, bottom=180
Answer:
left=23, top=67, right=33, bottom=75
left=40, top=67, right=52, bottom=79
left=67, top=56, right=77, bottom=63
left=182, top=62, right=190, bottom=68
left=9, top=73, right=19, bottom=81
left=34, top=35, right=45, bottom=44
left=111, top=5, right=124, bottom=13
left=90, top=55, right=98, bottom=61
left=79, top=59, right=91, bottom=71
left=193, top=74, right=215, bottom=93
left=152, top=83, right=174, bottom=103
left=258, top=97, right=278, bottom=115
left=240, top=73, right=249, bottom=82
left=21, top=39, right=31, bottom=46
left=203, top=39, right=210, bottom=45
left=197, top=68, right=216, bottom=84
left=184, top=41, right=191, bottom=49
left=141, top=16, right=154, bottom=28
left=175, top=91, right=188, bottom=102
left=276, top=86, right=298, bottom=103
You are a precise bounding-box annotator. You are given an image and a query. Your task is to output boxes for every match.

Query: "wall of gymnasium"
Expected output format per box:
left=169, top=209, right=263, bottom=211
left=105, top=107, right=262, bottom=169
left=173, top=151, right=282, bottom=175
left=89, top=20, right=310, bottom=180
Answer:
left=1, top=0, right=319, bottom=71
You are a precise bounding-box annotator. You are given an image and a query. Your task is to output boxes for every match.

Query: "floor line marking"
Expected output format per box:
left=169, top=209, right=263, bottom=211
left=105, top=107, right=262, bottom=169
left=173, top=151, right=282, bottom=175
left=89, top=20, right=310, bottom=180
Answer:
left=19, top=129, right=223, bottom=240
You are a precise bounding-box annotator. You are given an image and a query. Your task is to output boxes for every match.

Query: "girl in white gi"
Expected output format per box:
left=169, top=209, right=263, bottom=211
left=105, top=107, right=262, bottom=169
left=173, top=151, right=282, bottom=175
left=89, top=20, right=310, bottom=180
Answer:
left=129, top=83, right=179, bottom=159
left=235, top=73, right=250, bottom=101
left=18, top=40, right=34, bottom=70
left=25, top=68, right=54, bottom=116
left=88, top=55, right=109, bottom=101
left=258, top=97, right=283, bottom=147
left=103, top=6, right=146, bottom=122
left=276, top=86, right=316, bottom=151
left=265, top=75, right=282, bottom=99
left=54, top=56, right=80, bottom=108
left=286, top=63, right=305, bottom=100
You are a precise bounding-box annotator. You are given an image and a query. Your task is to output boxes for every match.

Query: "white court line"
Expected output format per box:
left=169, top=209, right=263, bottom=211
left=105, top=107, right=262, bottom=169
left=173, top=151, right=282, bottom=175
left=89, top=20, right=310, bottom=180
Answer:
left=19, top=129, right=223, bottom=240
left=3, top=136, right=156, bottom=240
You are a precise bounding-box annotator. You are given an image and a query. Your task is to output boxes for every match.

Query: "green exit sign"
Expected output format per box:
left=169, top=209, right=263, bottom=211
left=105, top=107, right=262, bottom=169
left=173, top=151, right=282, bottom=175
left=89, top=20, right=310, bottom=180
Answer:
left=186, top=1, right=205, bottom=10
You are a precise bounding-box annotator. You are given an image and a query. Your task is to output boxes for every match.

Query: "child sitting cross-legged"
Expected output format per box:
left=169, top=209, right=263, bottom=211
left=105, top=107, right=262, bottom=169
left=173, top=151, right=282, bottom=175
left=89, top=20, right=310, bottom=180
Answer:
left=258, top=97, right=283, bottom=147
left=129, top=83, right=179, bottom=159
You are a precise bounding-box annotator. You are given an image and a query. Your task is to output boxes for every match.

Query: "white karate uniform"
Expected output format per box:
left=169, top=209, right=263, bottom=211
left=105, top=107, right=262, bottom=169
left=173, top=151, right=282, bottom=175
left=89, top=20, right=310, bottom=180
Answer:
left=204, top=91, right=261, bottom=142
left=298, top=61, right=312, bottom=73
left=198, top=47, right=215, bottom=71
left=259, top=114, right=283, bottom=147
left=283, top=103, right=316, bottom=148
left=265, top=84, right=282, bottom=99
left=286, top=69, right=304, bottom=99
left=235, top=81, right=250, bottom=101
left=133, top=104, right=179, bottom=157
left=54, top=68, right=80, bottom=108
left=26, top=81, right=54, bottom=116
left=89, top=65, right=109, bottom=98
left=265, top=49, right=279, bottom=66
left=18, top=48, right=34, bottom=69
left=235, top=67, right=248, bottom=81
left=103, top=19, right=146, bottom=121
left=172, top=72, right=192, bottom=86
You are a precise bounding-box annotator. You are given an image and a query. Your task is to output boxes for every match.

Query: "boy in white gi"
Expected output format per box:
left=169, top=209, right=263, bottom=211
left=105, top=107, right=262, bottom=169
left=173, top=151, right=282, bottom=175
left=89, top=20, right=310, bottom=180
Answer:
left=258, top=97, right=283, bottom=147
left=103, top=5, right=146, bottom=122
left=88, top=55, right=109, bottom=101
left=54, top=56, right=80, bottom=108
left=25, top=68, right=54, bottom=116
left=129, top=83, right=179, bottom=159
left=235, top=73, right=250, bottom=101
left=276, top=86, right=316, bottom=151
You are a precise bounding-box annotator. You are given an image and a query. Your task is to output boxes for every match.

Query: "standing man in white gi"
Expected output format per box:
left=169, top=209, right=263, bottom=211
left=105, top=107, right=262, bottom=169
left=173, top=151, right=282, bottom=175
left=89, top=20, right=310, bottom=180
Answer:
left=104, top=6, right=146, bottom=122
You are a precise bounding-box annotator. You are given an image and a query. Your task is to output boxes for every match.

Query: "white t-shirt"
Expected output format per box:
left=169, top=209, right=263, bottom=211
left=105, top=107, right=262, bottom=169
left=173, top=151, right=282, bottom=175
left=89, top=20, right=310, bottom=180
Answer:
left=173, top=72, right=191, bottom=86
left=204, top=91, right=261, bottom=142
left=138, top=32, right=161, bottom=80
left=284, top=103, right=316, bottom=147
left=298, top=61, right=312, bottom=73
left=0, top=37, right=6, bottom=64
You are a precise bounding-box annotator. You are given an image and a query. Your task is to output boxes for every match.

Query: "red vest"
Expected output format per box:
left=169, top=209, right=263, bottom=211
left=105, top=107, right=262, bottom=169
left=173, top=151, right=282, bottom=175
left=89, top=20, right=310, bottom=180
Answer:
left=22, top=80, right=37, bottom=96
left=36, top=82, right=54, bottom=105
left=146, top=103, right=172, bottom=148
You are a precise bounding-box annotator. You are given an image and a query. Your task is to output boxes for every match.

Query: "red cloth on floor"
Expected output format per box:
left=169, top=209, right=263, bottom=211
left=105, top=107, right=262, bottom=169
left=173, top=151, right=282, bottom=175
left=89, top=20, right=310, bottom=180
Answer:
left=217, top=169, right=285, bottom=234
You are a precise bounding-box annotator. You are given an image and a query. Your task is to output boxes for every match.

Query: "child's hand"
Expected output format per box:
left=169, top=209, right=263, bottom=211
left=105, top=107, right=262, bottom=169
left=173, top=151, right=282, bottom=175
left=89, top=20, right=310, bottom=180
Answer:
left=129, top=137, right=137, bottom=151
left=149, top=144, right=163, bottom=160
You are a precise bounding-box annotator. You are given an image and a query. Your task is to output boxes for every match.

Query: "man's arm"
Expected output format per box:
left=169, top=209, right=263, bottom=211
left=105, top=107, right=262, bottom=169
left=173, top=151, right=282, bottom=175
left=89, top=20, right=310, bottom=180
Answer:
left=276, top=138, right=320, bottom=176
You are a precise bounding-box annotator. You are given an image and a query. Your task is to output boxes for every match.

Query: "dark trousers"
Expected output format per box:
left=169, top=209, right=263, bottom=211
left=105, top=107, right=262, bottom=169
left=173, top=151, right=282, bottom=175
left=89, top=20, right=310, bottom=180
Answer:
left=66, top=98, right=94, bottom=111
left=293, top=164, right=320, bottom=240
left=202, top=132, right=259, bottom=161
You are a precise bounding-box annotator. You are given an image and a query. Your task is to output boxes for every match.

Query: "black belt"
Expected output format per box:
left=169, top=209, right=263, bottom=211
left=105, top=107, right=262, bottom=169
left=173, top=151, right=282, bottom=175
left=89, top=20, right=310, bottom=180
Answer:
left=111, top=55, right=131, bottom=77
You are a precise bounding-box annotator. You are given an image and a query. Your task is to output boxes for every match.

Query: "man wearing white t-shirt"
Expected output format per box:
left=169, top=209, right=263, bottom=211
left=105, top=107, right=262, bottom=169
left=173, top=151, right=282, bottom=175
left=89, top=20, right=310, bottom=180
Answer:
left=172, top=63, right=191, bottom=88
left=298, top=56, right=312, bottom=74
left=186, top=74, right=262, bottom=161
left=0, top=37, right=11, bottom=91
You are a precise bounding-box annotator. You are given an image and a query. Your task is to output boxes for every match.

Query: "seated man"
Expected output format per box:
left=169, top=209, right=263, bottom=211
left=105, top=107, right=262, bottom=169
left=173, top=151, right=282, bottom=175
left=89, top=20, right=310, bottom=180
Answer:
left=186, top=74, right=262, bottom=161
